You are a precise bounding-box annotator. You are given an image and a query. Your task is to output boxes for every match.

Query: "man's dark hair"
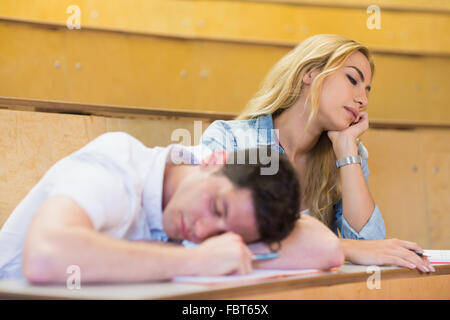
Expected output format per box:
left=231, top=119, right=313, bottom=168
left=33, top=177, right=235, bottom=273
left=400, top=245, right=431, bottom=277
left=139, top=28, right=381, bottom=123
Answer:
left=217, top=147, right=300, bottom=247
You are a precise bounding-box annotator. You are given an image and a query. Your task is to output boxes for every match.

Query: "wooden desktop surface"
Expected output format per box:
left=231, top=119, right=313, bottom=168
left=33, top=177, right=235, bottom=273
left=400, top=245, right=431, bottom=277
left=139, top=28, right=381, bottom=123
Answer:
left=0, top=264, right=449, bottom=300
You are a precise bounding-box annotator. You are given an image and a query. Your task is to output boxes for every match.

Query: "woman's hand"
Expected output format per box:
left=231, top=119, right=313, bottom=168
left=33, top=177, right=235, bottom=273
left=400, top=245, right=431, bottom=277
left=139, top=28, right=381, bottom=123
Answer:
left=341, top=238, right=435, bottom=273
left=327, top=111, right=369, bottom=159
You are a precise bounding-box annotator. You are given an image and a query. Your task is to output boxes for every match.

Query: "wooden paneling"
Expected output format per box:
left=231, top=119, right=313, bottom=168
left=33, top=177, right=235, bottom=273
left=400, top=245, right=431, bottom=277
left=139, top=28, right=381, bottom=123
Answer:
left=0, top=20, right=284, bottom=114
left=0, top=109, right=105, bottom=225
left=227, top=274, right=450, bottom=299
left=253, top=0, right=450, bottom=12
left=361, top=128, right=450, bottom=249
left=361, top=129, right=430, bottom=247
left=0, top=20, right=449, bottom=124
left=369, top=54, right=450, bottom=124
left=1, top=0, right=449, bottom=55
left=421, top=130, right=450, bottom=249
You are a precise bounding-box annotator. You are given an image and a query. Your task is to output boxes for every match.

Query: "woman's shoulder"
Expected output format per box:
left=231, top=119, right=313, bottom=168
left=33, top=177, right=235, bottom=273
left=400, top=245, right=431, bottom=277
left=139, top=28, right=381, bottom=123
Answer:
left=206, top=117, right=262, bottom=132
left=203, top=115, right=272, bottom=138
left=201, top=115, right=273, bottom=151
left=200, top=120, right=247, bottom=151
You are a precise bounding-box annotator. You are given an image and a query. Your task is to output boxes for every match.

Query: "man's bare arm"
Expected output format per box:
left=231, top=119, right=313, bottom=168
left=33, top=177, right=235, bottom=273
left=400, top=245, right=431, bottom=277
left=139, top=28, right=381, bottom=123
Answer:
left=23, top=196, right=253, bottom=284
left=249, top=214, right=344, bottom=270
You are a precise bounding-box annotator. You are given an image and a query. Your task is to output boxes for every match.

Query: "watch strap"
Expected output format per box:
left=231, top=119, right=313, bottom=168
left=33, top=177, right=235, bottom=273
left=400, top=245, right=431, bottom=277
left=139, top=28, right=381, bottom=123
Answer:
left=336, top=155, right=362, bottom=168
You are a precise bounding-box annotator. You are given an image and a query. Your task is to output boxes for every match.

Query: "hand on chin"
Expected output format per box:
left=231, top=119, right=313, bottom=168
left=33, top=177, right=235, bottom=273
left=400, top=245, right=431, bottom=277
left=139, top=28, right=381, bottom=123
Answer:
left=327, top=111, right=369, bottom=157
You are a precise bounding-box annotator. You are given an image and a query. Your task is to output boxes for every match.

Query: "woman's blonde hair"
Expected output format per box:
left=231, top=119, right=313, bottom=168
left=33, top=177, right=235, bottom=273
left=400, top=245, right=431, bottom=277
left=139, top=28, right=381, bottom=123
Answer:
left=237, top=34, right=375, bottom=229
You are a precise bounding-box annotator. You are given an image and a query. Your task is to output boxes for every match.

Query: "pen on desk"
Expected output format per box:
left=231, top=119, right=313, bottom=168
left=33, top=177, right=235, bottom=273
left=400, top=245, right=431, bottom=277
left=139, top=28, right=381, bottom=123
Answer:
left=410, top=250, right=430, bottom=257
left=252, top=253, right=279, bottom=261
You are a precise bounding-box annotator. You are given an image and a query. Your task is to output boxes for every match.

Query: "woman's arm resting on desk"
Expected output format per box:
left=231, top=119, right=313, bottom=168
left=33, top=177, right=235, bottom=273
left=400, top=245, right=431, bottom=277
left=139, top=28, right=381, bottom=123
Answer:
left=23, top=196, right=254, bottom=284
left=249, top=215, right=344, bottom=270
left=341, top=238, right=435, bottom=273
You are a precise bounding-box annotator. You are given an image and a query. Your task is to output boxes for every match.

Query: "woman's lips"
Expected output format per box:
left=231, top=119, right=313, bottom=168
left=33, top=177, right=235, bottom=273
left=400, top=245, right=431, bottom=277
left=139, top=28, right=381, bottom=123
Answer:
left=344, top=106, right=357, bottom=122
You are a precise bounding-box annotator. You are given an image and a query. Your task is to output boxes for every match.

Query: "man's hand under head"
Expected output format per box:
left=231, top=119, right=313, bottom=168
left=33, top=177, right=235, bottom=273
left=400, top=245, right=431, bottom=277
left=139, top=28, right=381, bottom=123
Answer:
left=187, top=232, right=254, bottom=276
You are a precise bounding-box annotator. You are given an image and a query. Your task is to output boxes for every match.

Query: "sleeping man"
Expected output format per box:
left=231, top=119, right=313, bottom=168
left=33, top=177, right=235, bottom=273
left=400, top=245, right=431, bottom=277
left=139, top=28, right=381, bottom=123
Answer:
left=0, top=132, right=343, bottom=284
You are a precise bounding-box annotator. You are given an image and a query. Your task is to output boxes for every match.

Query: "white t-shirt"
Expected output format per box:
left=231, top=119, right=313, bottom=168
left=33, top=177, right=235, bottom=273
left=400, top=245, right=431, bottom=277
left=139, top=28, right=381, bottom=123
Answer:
left=0, top=132, right=201, bottom=280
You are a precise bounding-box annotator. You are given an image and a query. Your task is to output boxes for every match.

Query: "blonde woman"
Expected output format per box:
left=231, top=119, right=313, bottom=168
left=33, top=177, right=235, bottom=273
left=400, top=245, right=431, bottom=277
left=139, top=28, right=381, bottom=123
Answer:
left=200, top=34, right=434, bottom=273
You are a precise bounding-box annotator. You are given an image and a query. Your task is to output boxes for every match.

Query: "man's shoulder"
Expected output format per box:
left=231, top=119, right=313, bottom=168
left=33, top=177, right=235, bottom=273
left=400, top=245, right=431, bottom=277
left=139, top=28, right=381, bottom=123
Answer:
left=75, top=132, right=149, bottom=157
left=89, top=132, right=142, bottom=147
left=58, top=132, right=162, bottom=178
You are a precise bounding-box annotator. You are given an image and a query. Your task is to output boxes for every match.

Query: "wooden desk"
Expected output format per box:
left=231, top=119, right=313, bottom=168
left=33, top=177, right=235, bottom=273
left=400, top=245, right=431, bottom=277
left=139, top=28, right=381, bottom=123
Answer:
left=0, top=264, right=449, bottom=300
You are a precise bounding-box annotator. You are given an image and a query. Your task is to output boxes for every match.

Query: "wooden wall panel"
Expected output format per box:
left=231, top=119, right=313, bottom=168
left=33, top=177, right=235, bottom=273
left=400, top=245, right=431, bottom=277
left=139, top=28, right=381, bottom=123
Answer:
left=369, top=54, right=450, bottom=124
left=425, top=154, right=450, bottom=249
left=0, top=20, right=449, bottom=124
left=1, top=0, right=449, bottom=55
left=256, top=0, right=450, bottom=12
left=421, top=130, right=450, bottom=249
left=0, top=23, right=70, bottom=99
left=0, top=20, right=285, bottom=114
left=230, top=274, right=450, bottom=299
left=0, top=109, right=18, bottom=217
left=0, top=109, right=106, bottom=226
left=361, top=129, right=430, bottom=247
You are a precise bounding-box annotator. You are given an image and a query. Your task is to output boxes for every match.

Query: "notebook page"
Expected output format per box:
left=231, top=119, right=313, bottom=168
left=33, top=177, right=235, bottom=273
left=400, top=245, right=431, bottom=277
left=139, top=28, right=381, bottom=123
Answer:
left=423, top=250, right=450, bottom=264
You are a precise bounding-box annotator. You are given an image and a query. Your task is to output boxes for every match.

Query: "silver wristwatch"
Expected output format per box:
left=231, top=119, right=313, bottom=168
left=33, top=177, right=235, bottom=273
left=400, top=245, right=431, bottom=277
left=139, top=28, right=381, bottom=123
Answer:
left=336, top=155, right=362, bottom=168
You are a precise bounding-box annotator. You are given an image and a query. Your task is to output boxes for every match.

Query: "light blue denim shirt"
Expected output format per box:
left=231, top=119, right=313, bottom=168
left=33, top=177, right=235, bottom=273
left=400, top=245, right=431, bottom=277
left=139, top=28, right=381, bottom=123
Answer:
left=200, top=114, right=385, bottom=240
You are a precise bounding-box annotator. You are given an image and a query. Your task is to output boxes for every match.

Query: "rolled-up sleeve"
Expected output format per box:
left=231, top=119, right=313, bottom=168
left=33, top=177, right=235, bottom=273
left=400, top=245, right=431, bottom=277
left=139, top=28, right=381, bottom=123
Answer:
left=334, top=153, right=386, bottom=240
left=335, top=201, right=385, bottom=240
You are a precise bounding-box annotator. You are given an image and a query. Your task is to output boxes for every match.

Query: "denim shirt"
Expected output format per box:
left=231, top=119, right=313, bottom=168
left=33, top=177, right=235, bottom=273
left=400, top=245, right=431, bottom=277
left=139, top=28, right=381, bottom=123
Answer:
left=200, top=114, right=385, bottom=240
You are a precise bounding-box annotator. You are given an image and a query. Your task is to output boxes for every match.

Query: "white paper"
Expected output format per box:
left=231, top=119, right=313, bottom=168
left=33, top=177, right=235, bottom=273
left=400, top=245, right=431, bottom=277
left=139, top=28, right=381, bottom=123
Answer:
left=424, top=250, right=450, bottom=264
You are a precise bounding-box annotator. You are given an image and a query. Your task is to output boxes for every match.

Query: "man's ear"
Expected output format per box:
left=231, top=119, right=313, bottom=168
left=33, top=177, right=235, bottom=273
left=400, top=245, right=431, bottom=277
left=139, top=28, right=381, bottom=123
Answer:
left=302, top=69, right=319, bottom=85
left=200, top=150, right=228, bottom=170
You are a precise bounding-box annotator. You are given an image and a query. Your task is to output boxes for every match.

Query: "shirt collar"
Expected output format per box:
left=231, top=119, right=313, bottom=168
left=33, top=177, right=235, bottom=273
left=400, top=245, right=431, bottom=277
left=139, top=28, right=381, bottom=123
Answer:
left=254, top=114, right=285, bottom=154
left=142, top=144, right=199, bottom=242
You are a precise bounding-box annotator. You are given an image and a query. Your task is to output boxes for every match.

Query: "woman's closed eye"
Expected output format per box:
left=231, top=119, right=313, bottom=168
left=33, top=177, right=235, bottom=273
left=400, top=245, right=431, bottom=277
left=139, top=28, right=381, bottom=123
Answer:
left=346, top=74, right=357, bottom=86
